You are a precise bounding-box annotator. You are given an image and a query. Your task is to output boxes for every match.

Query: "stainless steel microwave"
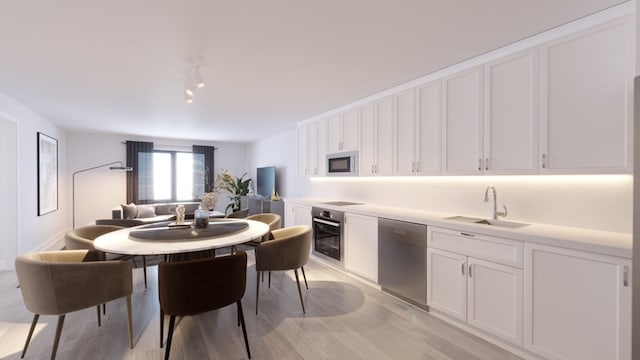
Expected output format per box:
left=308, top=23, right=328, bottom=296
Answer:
left=326, top=151, right=358, bottom=176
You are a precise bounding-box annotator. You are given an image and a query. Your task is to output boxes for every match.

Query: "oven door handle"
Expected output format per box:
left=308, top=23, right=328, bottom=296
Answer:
left=313, top=218, right=341, bottom=227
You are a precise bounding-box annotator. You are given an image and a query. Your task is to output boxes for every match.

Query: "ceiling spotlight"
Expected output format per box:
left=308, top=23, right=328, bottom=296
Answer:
left=185, top=92, right=193, bottom=104
left=193, top=66, right=205, bottom=88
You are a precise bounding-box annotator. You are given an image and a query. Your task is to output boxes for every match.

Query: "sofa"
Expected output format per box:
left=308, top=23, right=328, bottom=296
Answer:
left=95, top=202, right=201, bottom=227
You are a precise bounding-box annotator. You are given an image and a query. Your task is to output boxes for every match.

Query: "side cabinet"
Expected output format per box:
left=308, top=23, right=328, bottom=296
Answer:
left=344, top=213, right=378, bottom=283
left=284, top=203, right=312, bottom=228
left=524, top=243, right=631, bottom=360
left=427, top=227, right=524, bottom=346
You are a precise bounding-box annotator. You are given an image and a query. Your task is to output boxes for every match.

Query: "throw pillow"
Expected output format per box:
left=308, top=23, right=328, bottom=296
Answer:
left=121, top=203, right=137, bottom=220
left=155, top=204, right=171, bottom=215
left=136, top=205, right=156, bottom=218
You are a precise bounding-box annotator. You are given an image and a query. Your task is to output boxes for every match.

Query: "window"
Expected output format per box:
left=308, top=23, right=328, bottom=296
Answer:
left=138, top=151, right=205, bottom=203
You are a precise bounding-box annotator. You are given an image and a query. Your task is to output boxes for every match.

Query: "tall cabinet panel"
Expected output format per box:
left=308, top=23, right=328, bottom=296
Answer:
left=375, top=97, right=395, bottom=175
left=394, top=89, right=417, bottom=175
left=326, top=114, right=342, bottom=154
left=443, top=66, right=484, bottom=175
left=360, top=103, right=376, bottom=176
left=296, top=125, right=308, bottom=176
left=540, top=17, right=633, bottom=173
left=484, top=49, right=539, bottom=174
left=417, top=82, right=442, bottom=175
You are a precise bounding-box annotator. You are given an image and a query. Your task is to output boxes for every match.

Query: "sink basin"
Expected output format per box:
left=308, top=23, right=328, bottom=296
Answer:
left=445, top=216, right=530, bottom=229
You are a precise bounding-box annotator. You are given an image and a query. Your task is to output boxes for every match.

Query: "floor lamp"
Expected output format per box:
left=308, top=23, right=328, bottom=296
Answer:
left=72, top=161, right=133, bottom=228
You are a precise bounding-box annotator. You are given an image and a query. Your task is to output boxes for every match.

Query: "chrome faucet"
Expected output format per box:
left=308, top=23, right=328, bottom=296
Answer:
left=483, top=186, right=507, bottom=220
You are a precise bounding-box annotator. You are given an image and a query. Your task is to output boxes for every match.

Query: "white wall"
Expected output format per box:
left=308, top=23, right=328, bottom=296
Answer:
left=247, top=129, right=309, bottom=199
left=0, top=92, right=67, bottom=270
left=67, top=131, right=249, bottom=225
left=0, top=117, right=18, bottom=271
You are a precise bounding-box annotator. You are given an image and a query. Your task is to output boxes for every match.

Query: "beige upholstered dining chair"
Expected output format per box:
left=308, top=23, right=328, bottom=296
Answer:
left=245, top=213, right=281, bottom=245
left=65, top=224, right=148, bottom=288
left=15, top=249, right=133, bottom=360
left=254, top=225, right=312, bottom=315
left=158, top=251, right=251, bottom=360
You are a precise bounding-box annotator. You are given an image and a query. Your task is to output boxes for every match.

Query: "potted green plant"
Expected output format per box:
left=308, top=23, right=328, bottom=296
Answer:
left=215, top=169, right=252, bottom=214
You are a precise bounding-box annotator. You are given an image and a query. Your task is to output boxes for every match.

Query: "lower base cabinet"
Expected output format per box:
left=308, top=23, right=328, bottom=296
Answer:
left=524, top=243, right=631, bottom=360
left=284, top=203, right=312, bottom=227
left=344, top=213, right=378, bottom=282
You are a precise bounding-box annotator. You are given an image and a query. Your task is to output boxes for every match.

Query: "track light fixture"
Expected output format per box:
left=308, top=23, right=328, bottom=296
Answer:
left=184, top=58, right=205, bottom=103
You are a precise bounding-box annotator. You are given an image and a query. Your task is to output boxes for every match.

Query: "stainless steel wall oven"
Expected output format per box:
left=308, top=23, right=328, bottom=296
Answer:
left=311, top=207, right=344, bottom=265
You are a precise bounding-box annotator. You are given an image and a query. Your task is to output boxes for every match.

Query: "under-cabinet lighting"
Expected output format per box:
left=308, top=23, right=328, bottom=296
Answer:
left=310, top=174, right=632, bottom=185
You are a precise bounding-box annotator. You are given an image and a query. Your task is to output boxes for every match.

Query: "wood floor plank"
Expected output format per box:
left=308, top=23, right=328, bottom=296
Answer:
left=0, top=255, right=524, bottom=360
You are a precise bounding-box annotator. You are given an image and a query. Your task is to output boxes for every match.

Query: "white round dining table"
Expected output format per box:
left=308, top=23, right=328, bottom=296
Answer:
left=94, top=219, right=269, bottom=256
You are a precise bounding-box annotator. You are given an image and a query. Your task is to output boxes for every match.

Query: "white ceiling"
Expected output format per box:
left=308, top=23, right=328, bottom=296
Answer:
left=0, top=0, right=627, bottom=143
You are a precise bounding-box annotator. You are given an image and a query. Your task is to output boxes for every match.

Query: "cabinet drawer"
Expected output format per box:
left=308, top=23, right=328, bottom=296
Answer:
left=428, top=227, right=523, bottom=268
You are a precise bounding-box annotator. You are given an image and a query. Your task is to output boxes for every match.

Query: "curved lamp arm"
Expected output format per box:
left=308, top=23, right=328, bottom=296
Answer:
left=72, top=161, right=133, bottom=228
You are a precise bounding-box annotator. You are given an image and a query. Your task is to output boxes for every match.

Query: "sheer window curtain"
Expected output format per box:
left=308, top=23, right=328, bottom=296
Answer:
left=192, top=145, right=216, bottom=197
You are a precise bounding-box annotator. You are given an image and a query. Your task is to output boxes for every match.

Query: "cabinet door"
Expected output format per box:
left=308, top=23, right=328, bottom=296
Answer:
left=443, top=66, right=484, bottom=175
left=296, top=126, right=308, bottom=176
left=375, top=96, right=394, bottom=175
left=344, top=213, right=378, bottom=282
left=484, top=49, right=538, bottom=174
left=316, top=118, right=327, bottom=176
left=285, top=203, right=312, bottom=228
left=524, top=243, right=631, bottom=360
left=540, top=17, right=632, bottom=174
left=467, top=257, right=523, bottom=346
left=307, top=122, right=319, bottom=176
left=394, top=89, right=417, bottom=175
left=359, top=103, right=376, bottom=176
left=416, top=81, right=441, bottom=175
left=342, top=108, right=359, bottom=152
left=326, top=114, right=342, bottom=154
left=427, top=247, right=467, bottom=322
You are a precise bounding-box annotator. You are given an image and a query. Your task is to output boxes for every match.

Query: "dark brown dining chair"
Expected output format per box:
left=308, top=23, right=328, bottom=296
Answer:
left=225, top=208, right=249, bottom=219
left=15, top=250, right=133, bottom=360
left=158, top=251, right=251, bottom=360
left=65, top=224, right=149, bottom=289
left=255, top=225, right=312, bottom=315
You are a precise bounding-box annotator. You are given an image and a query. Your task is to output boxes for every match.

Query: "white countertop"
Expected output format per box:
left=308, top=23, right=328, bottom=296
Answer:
left=286, top=198, right=632, bottom=259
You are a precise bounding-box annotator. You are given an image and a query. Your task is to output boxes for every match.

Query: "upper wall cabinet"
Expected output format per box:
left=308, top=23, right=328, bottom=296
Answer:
left=484, top=49, right=539, bottom=175
left=327, top=110, right=359, bottom=154
left=296, top=125, right=309, bottom=176
left=361, top=97, right=394, bottom=176
left=443, top=66, right=484, bottom=175
left=297, top=120, right=326, bottom=176
left=539, top=16, right=633, bottom=174
left=395, top=83, right=442, bottom=176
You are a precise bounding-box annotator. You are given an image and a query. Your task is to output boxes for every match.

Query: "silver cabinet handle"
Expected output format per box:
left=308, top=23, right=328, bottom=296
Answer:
left=416, top=161, right=421, bottom=173
left=411, top=162, right=415, bottom=173
left=478, top=158, right=482, bottom=171
left=485, top=158, right=489, bottom=171
left=460, top=232, right=474, bottom=237
left=469, top=264, right=473, bottom=278
left=461, top=263, right=465, bottom=276
left=542, top=153, right=547, bottom=169
left=623, top=266, right=629, bottom=287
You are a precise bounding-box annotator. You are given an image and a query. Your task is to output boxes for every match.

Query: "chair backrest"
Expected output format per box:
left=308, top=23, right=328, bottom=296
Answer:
left=158, top=251, right=248, bottom=317
left=15, top=250, right=132, bottom=315
left=246, top=213, right=281, bottom=241
left=255, top=225, right=312, bottom=272
left=65, top=225, right=123, bottom=251
left=225, top=208, right=249, bottom=218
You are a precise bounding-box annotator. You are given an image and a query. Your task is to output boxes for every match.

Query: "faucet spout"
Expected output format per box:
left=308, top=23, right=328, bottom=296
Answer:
left=483, top=186, right=507, bottom=220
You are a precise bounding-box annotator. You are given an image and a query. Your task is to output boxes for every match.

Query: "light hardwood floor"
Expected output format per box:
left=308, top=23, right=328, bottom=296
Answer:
left=0, top=252, right=522, bottom=360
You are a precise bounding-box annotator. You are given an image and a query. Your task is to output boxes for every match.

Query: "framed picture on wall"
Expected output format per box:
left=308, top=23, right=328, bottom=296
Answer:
left=37, top=132, right=58, bottom=215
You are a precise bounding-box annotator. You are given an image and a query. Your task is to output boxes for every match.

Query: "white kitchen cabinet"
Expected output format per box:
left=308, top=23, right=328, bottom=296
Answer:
left=484, top=49, right=538, bottom=174
left=284, top=203, right=312, bottom=228
left=442, top=66, right=484, bottom=175
left=296, top=125, right=309, bottom=176
left=360, top=97, right=394, bottom=176
left=539, top=16, right=633, bottom=174
left=427, top=227, right=524, bottom=346
left=524, top=243, right=631, bottom=360
left=327, top=109, right=359, bottom=154
left=394, top=85, right=442, bottom=176
left=344, top=213, right=378, bottom=282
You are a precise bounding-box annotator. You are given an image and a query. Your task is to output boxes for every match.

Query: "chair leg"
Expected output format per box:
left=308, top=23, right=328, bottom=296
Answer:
left=96, top=305, right=101, bottom=327
left=142, top=256, right=148, bottom=289
left=51, top=315, right=66, bottom=360
left=268, top=271, right=271, bottom=289
left=237, top=301, right=251, bottom=359
left=164, top=316, right=176, bottom=360
left=160, top=309, right=164, bottom=348
left=20, top=313, right=39, bottom=358
left=261, top=271, right=264, bottom=283
left=294, top=269, right=306, bottom=314
left=255, top=271, right=260, bottom=315
left=102, top=303, right=106, bottom=315
left=301, top=266, right=309, bottom=290
left=126, top=295, right=133, bottom=349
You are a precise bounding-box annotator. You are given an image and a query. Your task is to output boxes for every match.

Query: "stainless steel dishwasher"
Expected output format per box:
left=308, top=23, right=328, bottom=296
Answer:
left=378, top=218, right=428, bottom=309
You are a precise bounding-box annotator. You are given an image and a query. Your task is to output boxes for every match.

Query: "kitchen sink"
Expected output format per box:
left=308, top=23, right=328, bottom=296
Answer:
left=445, top=216, right=530, bottom=229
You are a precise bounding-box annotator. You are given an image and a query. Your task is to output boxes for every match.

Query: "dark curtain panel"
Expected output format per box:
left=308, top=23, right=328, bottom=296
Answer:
left=126, top=140, right=154, bottom=204
left=192, top=145, right=216, bottom=194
